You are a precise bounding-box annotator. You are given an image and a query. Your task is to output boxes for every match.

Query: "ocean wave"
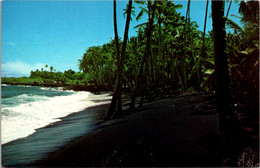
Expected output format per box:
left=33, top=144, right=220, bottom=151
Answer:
left=2, top=94, right=50, bottom=106
left=14, top=85, right=34, bottom=87
left=39, top=87, right=65, bottom=91
left=1, top=91, right=112, bottom=144
left=16, top=93, right=47, bottom=99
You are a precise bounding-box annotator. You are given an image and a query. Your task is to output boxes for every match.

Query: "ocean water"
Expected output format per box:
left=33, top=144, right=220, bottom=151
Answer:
left=1, top=85, right=111, bottom=145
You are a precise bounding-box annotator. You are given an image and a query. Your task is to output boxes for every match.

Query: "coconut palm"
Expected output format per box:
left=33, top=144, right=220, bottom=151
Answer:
left=226, top=0, right=259, bottom=50
left=105, top=0, right=133, bottom=120
left=129, top=0, right=157, bottom=109
left=202, top=0, right=209, bottom=59
left=212, top=0, right=235, bottom=134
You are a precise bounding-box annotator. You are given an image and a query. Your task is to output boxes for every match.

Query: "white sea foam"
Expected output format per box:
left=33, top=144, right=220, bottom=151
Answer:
left=39, top=87, right=65, bottom=91
left=1, top=91, right=112, bottom=144
left=16, top=85, right=33, bottom=87
left=16, top=93, right=48, bottom=99
left=2, top=94, right=49, bottom=108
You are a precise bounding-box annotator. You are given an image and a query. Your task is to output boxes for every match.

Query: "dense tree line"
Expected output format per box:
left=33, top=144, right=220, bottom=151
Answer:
left=79, top=1, right=213, bottom=93
left=30, top=65, right=84, bottom=84
left=78, top=0, right=258, bottom=121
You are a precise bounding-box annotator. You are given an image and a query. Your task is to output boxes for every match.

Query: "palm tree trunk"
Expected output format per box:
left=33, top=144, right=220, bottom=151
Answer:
left=211, top=0, right=234, bottom=134
left=158, top=10, right=165, bottom=95
left=182, top=0, right=191, bottom=92
left=139, top=64, right=146, bottom=108
left=202, top=0, right=209, bottom=58
left=105, top=0, right=133, bottom=120
left=130, top=1, right=156, bottom=110
left=226, top=0, right=232, bottom=18
left=150, top=46, right=155, bottom=97
left=190, top=42, right=201, bottom=89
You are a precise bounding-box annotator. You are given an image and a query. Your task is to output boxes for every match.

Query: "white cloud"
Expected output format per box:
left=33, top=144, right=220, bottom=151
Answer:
left=8, top=42, right=16, bottom=46
left=1, top=61, right=45, bottom=77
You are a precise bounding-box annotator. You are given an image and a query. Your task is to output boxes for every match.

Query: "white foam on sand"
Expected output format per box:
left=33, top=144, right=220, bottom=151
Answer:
left=1, top=91, right=112, bottom=144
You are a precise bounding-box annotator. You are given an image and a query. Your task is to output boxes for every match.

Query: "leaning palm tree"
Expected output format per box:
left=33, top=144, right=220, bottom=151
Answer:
left=202, top=0, right=209, bottom=58
left=105, top=0, right=133, bottom=120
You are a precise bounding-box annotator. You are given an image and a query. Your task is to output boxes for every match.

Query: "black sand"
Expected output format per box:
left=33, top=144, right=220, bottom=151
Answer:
left=31, top=92, right=222, bottom=167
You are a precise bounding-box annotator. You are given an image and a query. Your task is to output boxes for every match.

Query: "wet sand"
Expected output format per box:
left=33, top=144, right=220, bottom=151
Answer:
left=2, top=103, right=109, bottom=166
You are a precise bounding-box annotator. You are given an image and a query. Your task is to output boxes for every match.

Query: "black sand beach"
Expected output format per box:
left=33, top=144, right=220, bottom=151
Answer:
left=32, top=92, right=221, bottom=167
left=2, top=103, right=109, bottom=166
left=2, top=0, right=259, bottom=166
left=2, top=92, right=258, bottom=167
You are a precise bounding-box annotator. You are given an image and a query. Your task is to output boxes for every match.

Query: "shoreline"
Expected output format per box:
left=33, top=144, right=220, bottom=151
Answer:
left=1, top=87, right=112, bottom=146
left=30, top=93, right=223, bottom=167
left=1, top=81, right=108, bottom=93
left=2, top=102, right=111, bottom=166
left=2, top=92, right=258, bottom=167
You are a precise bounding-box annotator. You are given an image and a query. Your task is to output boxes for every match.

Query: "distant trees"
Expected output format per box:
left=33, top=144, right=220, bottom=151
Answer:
left=30, top=66, right=83, bottom=84
left=64, top=69, right=75, bottom=80
left=78, top=43, right=117, bottom=89
left=30, top=69, right=41, bottom=78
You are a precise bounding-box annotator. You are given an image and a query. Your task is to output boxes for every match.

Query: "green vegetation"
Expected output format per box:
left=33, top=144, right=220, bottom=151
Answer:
left=3, top=0, right=258, bottom=127
left=78, top=2, right=259, bottom=163
left=77, top=0, right=258, bottom=119
left=2, top=77, right=43, bottom=84
left=4, top=1, right=258, bottom=119
left=2, top=64, right=86, bottom=85
left=29, top=65, right=84, bottom=85
left=2, top=0, right=258, bottom=166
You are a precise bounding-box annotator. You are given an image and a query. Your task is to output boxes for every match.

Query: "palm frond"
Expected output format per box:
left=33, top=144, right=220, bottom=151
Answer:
left=226, top=17, right=243, bottom=33
left=136, top=10, right=144, bottom=21
left=231, top=14, right=242, bottom=19
left=239, top=0, right=259, bottom=25
left=134, top=22, right=148, bottom=29
left=174, top=4, right=183, bottom=10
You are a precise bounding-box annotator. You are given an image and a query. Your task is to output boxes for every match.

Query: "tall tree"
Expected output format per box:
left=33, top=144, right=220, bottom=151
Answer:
left=180, top=0, right=191, bottom=92
left=211, top=0, right=234, bottom=134
left=113, top=0, right=122, bottom=112
left=202, top=0, right=209, bottom=58
left=226, top=0, right=232, bottom=18
left=105, top=0, right=133, bottom=120
left=129, top=1, right=157, bottom=110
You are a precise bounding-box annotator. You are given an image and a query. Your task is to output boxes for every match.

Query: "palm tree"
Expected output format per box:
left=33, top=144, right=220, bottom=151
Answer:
left=181, top=0, right=191, bottom=92
left=105, top=0, right=133, bottom=120
left=226, top=0, right=233, bottom=18
left=202, top=0, right=209, bottom=59
left=226, top=0, right=259, bottom=50
left=211, top=0, right=234, bottom=134
left=113, top=0, right=121, bottom=111
left=50, top=66, right=54, bottom=72
left=129, top=0, right=157, bottom=109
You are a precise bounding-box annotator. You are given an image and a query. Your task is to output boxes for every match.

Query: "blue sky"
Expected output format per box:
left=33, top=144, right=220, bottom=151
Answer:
left=1, top=0, right=241, bottom=77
